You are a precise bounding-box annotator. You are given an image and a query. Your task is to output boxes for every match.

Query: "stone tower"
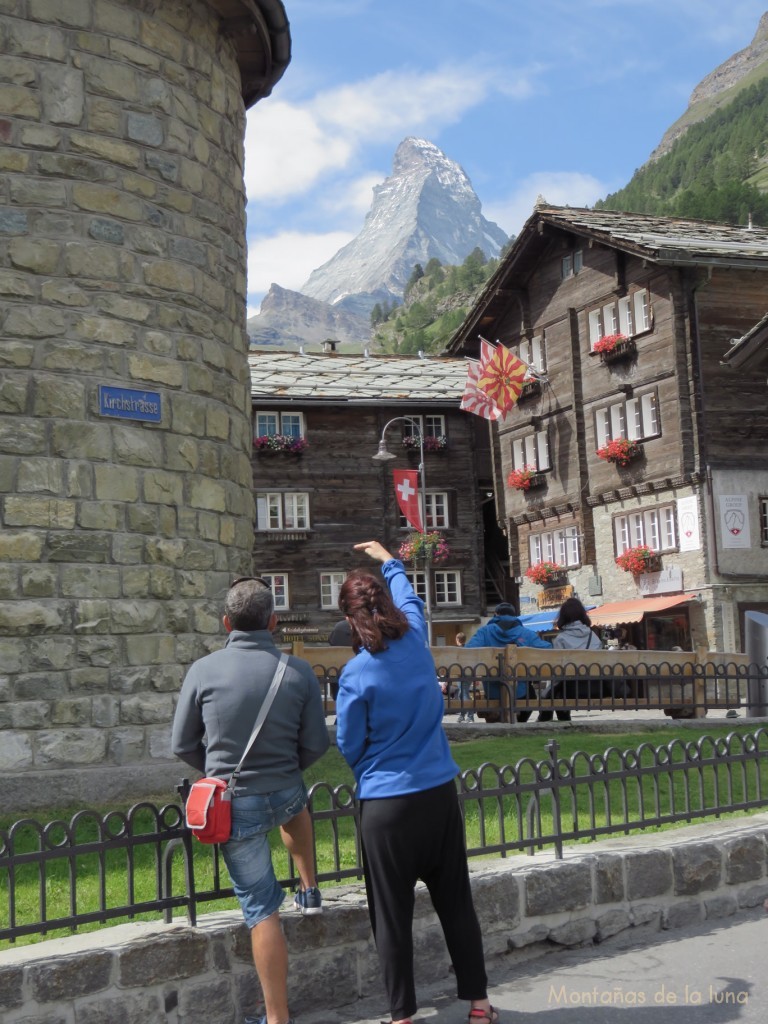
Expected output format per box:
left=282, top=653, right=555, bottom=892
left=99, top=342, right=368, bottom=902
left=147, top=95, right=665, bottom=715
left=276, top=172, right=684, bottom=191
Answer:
left=0, top=0, right=290, bottom=810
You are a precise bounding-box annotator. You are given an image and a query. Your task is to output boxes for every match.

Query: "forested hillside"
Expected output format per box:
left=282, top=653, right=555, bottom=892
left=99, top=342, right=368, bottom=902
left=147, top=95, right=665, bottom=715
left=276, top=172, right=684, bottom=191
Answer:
left=597, top=76, right=768, bottom=224
left=371, top=247, right=508, bottom=355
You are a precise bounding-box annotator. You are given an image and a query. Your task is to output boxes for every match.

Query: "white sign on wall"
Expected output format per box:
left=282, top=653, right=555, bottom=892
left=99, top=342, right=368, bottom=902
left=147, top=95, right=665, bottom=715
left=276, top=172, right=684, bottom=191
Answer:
left=637, top=566, right=683, bottom=596
left=719, top=495, right=751, bottom=549
left=676, top=495, right=700, bottom=552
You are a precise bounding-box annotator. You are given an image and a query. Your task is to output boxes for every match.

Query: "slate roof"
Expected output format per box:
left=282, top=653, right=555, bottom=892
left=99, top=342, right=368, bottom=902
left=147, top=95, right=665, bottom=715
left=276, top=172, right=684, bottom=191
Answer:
left=248, top=351, right=467, bottom=405
left=447, top=204, right=768, bottom=355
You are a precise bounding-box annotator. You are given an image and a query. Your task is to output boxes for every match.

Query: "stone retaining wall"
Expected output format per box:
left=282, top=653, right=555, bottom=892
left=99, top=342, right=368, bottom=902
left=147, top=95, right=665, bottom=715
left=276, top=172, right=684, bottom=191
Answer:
left=2, top=815, right=767, bottom=1024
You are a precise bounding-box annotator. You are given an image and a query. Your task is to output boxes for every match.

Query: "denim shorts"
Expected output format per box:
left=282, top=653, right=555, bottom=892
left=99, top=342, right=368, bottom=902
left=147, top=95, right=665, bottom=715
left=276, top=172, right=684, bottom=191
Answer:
left=221, top=780, right=308, bottom=929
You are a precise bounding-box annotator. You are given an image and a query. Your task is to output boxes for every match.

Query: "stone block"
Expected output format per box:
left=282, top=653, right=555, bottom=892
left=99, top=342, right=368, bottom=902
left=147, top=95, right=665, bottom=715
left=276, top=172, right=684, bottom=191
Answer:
left=77, top=991, right=166, bottom=1024
left=70, top=131, right=139, bottom=167
left=76, top=313, right=137, bottom=346
left=71, top=182, right=143, bottom=220
left=78, top=500, right=123, bottom=531
left=94, top=463, right=139, bottom=502
left=736, top=881, right=768, bottom=908
left=8, top=236, right=62, bottom=274
left=28, top=0, right=91, bottom=28
left=724, top=834, right=765, bottom=884
left=50, top=698, right=92, bottom=726
left=547, top=917, right=597, bottom=946
left=0, top=600, right=67, bottom=634
left=0, top=963, right=24, bottom=1011
left=20, top=565, right=58, bottom=597
left=72, top=599, right=111, bottom=633
left=0, top=83, right=40, bottom=118
left=0, top=732, right=33, bottom=770
left=0, top=271, right=34, bottom=300
left=127, top=112, right=163, bottom=146
left=176, top=977, right=236, bottom=1024
left=4, top=495, right=76, bottom=529
left=127, top=352, right=184, bottom=387
left=11, top=700, right=50, bottom=728
left=143, top=470, right=183, bottom=505
left=88, top=217, right=125, bottom=244
left=111, top=600, right=165, bottom=634
left=91, top=695, right=119, bottom=728
left=0, top=531, right=44, bottom=562
left=28, top=951, right=113, bottom=1003
left=0, top=375, right=29, bottom=414
left=48, top=532, right=111, bottom=563
left=41, top=65, right=85, bottom=124
left=625, top=849, right=673, bottom=900
left=672, top=842, right=721, bottom=895
left=120, top=693, right=173, bottom=725
left=112, top=428, right=164, bottom=470
left=32, top=376, right=86, bottom=418
left=14, top=673, right=67, bottom=700
left=75, top=635, right=120, bottom=668
left=595, top=907, right=632, bottom=940
left=118, top=930, right=209, bottom=987
left=40, top=280, right=88, bottom=306
left=64, top=241, right=120, bottom=279
left=524, top=860, right=592, bottom=916
left=52, top=422, right=112, bottom=460
left=703, top=893, right=738, bottom=919
left=28, top=636, right=75, bottom=670
left=35, top=729, right=108, bottom=767
left=108, top=727, right=146, bottom=764
left=663, top=899, right=703, bottom=930
left=69, top=667, right=111, bottom=693
left=42, top=340, right=104, bottom=373
left=188, top=478, right=226, bottom=513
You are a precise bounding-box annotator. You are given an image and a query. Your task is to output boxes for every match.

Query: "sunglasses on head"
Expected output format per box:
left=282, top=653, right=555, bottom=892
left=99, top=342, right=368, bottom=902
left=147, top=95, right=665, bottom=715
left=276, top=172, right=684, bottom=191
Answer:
left=229, top=576, right=271, bottom=590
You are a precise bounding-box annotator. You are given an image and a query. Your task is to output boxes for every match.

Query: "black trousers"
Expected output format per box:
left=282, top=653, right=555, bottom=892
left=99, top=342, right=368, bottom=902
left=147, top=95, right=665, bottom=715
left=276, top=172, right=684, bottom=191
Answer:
left=359, top=780, right=488, bottom=1020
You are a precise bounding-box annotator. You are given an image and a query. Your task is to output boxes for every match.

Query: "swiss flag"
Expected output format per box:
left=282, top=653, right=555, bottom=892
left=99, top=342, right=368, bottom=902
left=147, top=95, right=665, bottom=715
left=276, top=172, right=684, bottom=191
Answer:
left=393, top=469, right=423, bottom=532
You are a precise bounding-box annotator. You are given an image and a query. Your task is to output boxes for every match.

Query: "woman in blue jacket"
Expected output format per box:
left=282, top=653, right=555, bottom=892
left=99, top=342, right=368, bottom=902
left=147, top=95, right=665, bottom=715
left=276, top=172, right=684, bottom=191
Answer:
left=336, top=541, right=498, bottom=1024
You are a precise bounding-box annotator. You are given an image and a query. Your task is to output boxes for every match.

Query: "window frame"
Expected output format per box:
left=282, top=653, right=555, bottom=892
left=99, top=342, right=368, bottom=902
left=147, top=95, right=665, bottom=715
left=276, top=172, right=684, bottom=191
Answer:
left=519, top=334, right=547, bottom=374
left=402, top=414, right=446, bottom=440
left=595, top=389, right=660, bottom=447
left=529, top=526, right=581, bottom=568
left=511, top=428, right=551, bottom=472
left=613, top=503, right=678, bottom=555
left=760, top=497, right=768, bottom=546
left=254, top=410, right=306, bottom=439
left=404, top=570, right=427, bottom=602
left=398, top=489, right=450, bottom=530
left=319, top=571, right=346, bottom=610
left=261, top=572, right=290, bottom=611
left=587, top=287, right=652, bottom=350
left=255, top=491, right=310, bottom=531
left=434, top=569, right=462, bottom=606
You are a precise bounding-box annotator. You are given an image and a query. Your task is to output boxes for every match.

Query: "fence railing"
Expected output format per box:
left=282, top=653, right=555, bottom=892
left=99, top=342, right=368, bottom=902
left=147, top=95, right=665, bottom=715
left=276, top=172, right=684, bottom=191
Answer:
left=299, top=646, right=768, bottom=721
left=3, top=728, right=767, bottom=944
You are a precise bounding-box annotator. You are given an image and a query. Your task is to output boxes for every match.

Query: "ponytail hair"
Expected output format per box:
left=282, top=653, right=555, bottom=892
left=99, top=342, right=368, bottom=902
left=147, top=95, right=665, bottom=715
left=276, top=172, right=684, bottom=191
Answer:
left=338, top=570, right=409, bottom=654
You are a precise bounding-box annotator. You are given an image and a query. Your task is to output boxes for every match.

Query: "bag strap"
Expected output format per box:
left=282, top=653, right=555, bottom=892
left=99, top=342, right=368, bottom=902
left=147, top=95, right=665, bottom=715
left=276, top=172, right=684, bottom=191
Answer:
left=227, top=653, right=289, bottom=792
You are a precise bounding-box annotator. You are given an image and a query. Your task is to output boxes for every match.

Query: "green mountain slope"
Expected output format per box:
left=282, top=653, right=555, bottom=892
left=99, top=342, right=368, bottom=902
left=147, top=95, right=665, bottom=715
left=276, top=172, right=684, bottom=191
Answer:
left=597, top=76, right=768, bottom=224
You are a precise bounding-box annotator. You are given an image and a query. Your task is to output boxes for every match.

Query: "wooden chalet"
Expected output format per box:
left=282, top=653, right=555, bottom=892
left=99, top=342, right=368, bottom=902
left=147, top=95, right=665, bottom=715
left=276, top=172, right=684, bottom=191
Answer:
left=446, top=203, right=768, bottom=652
left=247, top=347, right=509, bottom=645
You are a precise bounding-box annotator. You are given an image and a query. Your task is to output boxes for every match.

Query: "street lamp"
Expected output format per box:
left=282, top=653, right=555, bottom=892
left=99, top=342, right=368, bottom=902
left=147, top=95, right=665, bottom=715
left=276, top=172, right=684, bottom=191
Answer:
left=372, top=415, right=433, bottom=643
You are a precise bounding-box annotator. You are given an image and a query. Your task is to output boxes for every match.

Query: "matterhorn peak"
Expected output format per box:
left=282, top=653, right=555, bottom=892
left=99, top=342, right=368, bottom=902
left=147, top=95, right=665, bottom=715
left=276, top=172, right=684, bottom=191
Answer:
left=300, top=137, right=507, bottom=317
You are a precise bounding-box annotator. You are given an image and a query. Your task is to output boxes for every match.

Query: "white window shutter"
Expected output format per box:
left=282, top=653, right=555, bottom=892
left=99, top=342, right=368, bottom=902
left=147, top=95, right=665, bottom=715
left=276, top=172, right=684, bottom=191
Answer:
left=513, top=438, right=525, bottom=469
left=536, top=430, right=550, bottom=470
left=588, top=309, right=601, bottom=347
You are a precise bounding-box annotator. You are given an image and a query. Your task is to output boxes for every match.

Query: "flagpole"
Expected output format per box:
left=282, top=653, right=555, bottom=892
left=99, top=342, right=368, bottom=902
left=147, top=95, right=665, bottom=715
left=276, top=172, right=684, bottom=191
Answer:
left=372, top=415, right=433, bottom=644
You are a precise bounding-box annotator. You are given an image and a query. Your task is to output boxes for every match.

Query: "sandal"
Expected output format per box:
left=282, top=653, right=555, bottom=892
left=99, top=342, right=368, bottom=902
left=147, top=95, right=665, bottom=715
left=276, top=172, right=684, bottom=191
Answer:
left=469, top=1007, right=499, bottom=1024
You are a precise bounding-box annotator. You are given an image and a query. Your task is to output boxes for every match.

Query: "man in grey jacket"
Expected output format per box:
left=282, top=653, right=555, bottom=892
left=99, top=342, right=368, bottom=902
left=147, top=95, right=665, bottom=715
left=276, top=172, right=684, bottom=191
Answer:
left=172, top=576, right=330, bottom=1024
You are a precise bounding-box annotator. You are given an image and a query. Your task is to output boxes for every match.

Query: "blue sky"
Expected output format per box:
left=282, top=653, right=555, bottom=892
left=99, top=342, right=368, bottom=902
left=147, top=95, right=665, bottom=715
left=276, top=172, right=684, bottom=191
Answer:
left=244, top=0, right=768, bottom=315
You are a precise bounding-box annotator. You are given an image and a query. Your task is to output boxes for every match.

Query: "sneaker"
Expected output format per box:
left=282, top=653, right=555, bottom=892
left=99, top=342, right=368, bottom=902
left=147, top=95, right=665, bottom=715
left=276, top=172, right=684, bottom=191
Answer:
left=294, top=886, right=322, bottom=915
left=467, top=714, right=475, bottom=723
left=457, top=714, right=466, bottom=723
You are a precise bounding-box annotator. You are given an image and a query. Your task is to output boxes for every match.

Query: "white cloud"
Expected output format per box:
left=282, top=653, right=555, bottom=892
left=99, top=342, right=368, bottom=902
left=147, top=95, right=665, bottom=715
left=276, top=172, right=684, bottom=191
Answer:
left=247, top=229, right=355, bottom=309
left=485, top=172, right=609, bottom=237
left=244, top=63, right=538, bottom=203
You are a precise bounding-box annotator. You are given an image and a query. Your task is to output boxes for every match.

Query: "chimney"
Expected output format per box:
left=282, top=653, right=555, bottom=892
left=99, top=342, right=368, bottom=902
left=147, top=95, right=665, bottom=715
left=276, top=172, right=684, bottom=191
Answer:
left=322, top=340, right=337, bottom=354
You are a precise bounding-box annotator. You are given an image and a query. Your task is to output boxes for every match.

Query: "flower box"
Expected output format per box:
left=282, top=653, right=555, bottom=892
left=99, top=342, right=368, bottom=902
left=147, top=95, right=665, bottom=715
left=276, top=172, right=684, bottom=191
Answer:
left=596, top=438, right=642, bottom=467
left=525, top=561, right=566, bottom=586
left=518, top=378, right=542, bottom=402
left=595, top=335, right=637, bottom=364
left=508, top=465, right=546, bottom=491
left=402, top=435, right=447, bottom=453
left=615, top=546, right=661, bottom=575
left=253, top=434, right=307, bottom=454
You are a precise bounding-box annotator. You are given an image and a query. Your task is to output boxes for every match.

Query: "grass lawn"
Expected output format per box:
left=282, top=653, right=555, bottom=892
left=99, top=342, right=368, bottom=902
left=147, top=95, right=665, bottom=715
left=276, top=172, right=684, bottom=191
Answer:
left=2, top=723, right=766, bottom=948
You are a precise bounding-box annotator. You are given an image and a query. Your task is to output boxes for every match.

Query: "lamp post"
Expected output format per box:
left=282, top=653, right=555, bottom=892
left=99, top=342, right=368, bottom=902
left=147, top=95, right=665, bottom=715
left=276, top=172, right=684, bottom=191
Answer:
left=372, top=415, right=432, bottom=643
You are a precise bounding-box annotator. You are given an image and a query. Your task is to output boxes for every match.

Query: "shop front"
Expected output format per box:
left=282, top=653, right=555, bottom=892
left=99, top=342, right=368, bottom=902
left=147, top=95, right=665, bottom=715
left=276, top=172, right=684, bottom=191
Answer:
left=588, top=594, right=698, bottom=651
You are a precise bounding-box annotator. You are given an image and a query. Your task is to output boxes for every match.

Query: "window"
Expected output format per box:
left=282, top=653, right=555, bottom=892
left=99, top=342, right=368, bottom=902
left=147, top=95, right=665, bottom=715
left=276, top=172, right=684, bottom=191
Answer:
left=588, top=288, right=651, bottom=349
left=561, top=249, right=583, bottom=279
left=404, top=570, right=427, bottom=601
left=254, top=410, right=305, bottom=439
left=261, top=573, right=289, bottom=610
left=761, top=498, right=768, bottom=545
left=255, top=492, right=309, bottom=530
left=511, top=429, right=550, bottom=472
left=614, top=504, right=677, bottom=554
left=529, top=526, right=580, bottom=568
left=595, top=390, right=659, bottom=447
left=519, top=335, right=546, bottom=374
left=402, top=414, right=445, bottom=439
left=320, top=572, right=346, bottom=609
left=434, top=570, right=461, bottom=605
left=398, top=490, right=449, bottom=529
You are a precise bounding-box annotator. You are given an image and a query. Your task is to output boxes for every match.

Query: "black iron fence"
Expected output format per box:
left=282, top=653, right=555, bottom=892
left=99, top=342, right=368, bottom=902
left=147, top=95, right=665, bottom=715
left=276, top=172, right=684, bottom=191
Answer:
left=3, top=728, right=768, bottom=944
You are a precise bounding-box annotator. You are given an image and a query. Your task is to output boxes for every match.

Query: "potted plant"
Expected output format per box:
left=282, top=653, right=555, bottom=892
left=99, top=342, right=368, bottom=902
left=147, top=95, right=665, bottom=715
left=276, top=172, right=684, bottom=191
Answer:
left=615, top=545, right=661, bottom=575
left=525, top=561, right=567, bottom=586
left=593, top=333, right=636, bottom=363
left=596, top=437, right=641, bottom=467
left=519, top=376, right=542, bottom=401
left=398, top=531, right=450, bottom=564
left=507, top=464, right=545, bottom=491
left=253, top=434, right=308, bottom=453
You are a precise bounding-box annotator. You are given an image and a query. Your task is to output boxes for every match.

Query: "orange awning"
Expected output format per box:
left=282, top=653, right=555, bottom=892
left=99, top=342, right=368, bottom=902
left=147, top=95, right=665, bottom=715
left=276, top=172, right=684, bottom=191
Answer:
left=588, top=594, right=698, bottom=627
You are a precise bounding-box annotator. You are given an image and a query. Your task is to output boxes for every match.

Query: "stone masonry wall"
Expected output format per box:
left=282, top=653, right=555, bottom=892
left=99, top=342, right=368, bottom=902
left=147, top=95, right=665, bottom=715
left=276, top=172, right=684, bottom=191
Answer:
left=0, top=816, right=766, bottom=1023
left=0, top=0, right=256, bottom=811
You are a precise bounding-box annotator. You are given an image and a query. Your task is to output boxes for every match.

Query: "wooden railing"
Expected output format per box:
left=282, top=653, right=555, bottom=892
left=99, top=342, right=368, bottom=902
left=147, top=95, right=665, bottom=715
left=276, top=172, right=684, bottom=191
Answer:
left=288, top=643, right=762, bottom=722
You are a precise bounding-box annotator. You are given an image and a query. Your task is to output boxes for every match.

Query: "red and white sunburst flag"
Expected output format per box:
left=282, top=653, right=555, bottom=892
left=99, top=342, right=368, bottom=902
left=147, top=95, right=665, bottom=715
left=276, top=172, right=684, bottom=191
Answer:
left=460, top=358, right=502, bottom=421
left=476, top=342, right=528, bottom=415
left=393, top=469, right=423, bottom=531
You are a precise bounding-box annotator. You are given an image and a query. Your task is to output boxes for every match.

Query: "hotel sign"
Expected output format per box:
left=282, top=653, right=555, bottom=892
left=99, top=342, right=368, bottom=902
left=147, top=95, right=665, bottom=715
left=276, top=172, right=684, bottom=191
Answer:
left=98, top=385, right=161, bottom=422
left=538, top=585, right=573, bottom=609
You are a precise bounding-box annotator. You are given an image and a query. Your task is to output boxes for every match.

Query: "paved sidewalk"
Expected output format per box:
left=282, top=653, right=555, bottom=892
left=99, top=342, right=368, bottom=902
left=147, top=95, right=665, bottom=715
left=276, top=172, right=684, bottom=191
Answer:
left=300, top=907, right=766, bottom=1024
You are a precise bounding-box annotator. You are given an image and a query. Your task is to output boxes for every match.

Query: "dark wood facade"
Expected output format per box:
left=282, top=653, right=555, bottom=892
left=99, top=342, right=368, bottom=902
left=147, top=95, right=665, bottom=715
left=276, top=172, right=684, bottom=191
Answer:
left=248, top=351, right=489, bottom=645
left=447, top=205, right=768, bottom=651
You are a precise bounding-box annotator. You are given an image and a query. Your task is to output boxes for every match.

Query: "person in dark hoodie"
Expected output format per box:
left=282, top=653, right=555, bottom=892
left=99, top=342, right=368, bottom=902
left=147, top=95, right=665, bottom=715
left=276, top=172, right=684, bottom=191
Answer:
left=465, top=602, right=551, bottom=722
left=538, top=597, right=602, bottom=723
